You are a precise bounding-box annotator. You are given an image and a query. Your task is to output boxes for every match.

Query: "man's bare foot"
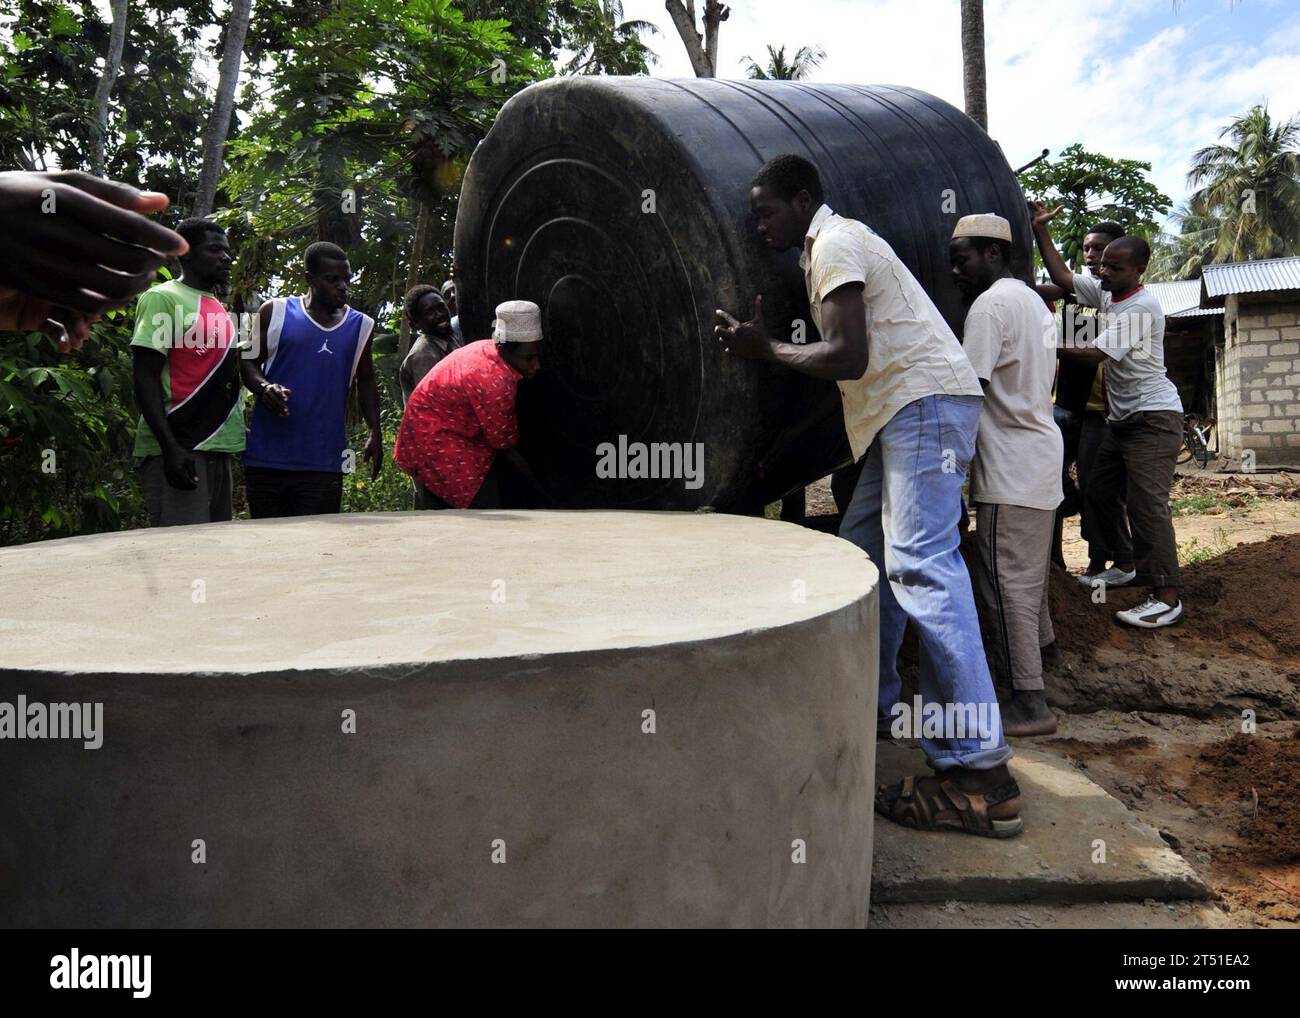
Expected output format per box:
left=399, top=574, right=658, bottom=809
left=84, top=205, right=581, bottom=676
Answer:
left=1002, top=690, right=1058, bottom=737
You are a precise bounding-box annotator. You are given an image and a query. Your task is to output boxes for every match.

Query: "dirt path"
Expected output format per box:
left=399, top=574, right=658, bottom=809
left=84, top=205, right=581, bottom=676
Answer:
left=1063, top=471, right=1300, bottom=572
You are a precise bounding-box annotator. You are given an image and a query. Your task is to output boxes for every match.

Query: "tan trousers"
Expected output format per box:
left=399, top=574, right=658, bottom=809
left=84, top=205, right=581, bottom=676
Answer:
left=974, top=502, right=1055, bottom=692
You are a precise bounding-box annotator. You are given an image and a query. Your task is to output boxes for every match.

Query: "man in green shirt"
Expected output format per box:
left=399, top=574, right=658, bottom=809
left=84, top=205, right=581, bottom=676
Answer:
left=130, top=219, right=245, bottom=526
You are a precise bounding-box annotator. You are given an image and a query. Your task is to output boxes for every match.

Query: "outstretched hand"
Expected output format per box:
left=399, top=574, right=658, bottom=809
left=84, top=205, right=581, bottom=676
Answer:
left=0, top=170, right=187, bottom=352
left=1027, top=199, right=1064, bottom=230
left=714, top=294, right=771, bottom=361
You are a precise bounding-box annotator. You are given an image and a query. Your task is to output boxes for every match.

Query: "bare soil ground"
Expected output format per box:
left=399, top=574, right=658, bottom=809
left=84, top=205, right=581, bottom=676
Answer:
left=1038, top=712, right=1300, bottom=927
left=800, top=469, right=1300, bottom=926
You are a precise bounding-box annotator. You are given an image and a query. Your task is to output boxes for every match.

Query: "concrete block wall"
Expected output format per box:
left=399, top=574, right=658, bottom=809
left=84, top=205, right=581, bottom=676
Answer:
left=1218, top=292, right=1300, bottom=467
left=1215, top=295, right=1241, bottom=463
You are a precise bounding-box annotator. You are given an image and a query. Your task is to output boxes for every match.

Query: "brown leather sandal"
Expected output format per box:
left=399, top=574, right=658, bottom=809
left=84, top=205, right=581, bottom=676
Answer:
left=875, top=773, right=1024, bottom=838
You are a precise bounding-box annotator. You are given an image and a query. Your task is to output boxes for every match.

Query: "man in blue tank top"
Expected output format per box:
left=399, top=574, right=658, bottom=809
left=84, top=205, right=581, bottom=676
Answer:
left=239, top=242, right=382, bottom=517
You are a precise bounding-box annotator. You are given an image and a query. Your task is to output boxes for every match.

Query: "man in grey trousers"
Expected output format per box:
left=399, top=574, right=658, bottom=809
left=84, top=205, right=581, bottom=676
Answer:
left=950, top=214, right=1063, bottom=736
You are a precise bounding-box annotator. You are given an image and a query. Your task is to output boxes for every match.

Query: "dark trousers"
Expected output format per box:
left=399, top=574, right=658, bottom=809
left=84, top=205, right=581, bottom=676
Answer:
left=1086, top=411, right=1182, bottom=589
left=245, top=466, right=343, bottom=519
left=1054, top=405, right=1082, bottom=518
left=413, top=466, right=501, bottom=510
left=140, top=451, right=232, bottom=527
left=1077, top=410, right=1133, bottom=564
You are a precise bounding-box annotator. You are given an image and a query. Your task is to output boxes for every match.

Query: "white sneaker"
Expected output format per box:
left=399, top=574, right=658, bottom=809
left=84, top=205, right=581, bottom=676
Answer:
left=1115, top=597, right=1184, bottom=629
left=1076, top=567, right=1137, bottom=587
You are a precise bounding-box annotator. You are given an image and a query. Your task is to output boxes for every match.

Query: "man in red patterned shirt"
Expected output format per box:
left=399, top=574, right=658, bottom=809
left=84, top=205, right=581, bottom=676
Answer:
left=394, top=299, right=544, bottom=509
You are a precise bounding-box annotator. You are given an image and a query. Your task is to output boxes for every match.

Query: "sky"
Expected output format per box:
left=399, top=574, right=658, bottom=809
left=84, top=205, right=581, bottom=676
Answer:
left=619, top=0, right=1300, bottom=224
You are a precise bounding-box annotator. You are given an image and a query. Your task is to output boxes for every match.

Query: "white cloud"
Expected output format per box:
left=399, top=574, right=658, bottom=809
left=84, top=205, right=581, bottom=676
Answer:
left=620, top=0, right=1300, bottom=223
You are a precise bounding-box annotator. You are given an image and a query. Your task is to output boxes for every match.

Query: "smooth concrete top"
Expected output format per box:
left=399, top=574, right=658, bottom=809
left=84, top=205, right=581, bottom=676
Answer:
left=0, top=511, right=876, bottom=675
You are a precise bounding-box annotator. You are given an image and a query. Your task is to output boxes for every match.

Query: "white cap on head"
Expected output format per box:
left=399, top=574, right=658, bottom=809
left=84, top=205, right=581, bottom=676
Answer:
left=492, top=299, right=543, bottom=344
left=952, top=213, right=1012, bottom=244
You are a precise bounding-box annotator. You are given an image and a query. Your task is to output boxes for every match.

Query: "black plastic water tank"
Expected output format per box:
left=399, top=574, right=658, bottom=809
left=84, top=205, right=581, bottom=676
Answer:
left=454, top=77, right=1032, bottom=511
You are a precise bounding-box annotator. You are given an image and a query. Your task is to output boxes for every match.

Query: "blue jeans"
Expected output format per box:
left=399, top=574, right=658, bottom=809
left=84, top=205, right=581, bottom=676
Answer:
left=839, top=394, right=1010, bottom=771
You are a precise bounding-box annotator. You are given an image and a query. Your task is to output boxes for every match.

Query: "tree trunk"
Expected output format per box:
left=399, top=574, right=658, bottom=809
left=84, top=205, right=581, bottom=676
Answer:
left=960, top=0, right=988, bottom=131
left=702, top=1, right=729, bottom=77
left=192, top=0, right=254, bottom=218
left=398, top=199, right=430, bottom=362
left=664, top=0, right=712, bottom=76
left=90, top=0, right=129, bottom=176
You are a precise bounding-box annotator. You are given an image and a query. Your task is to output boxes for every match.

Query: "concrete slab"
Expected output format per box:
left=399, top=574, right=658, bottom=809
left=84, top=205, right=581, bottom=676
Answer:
left=871, top=741, right=1210, bottom=904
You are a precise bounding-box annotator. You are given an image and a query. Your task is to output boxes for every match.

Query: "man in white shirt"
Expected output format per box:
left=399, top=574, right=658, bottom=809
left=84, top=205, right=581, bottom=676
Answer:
left=1031, top=200, right=1184, bottom=628
left=950, top=214, right=1063, bottom=736
left=716, top=155, right=1022, bottom=840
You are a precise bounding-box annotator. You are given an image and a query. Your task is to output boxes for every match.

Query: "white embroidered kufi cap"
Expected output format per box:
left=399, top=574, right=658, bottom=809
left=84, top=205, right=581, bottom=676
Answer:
left=951, top=213, right=1012, bottom=243
left=492, top=300, right=543, bottom=344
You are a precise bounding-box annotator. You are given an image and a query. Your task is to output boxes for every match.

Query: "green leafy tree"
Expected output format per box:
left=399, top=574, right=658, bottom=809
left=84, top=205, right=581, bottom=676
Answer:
left=1, top=1, right=215, bottom=544
left=1187, top=103, right=1300, bottom=262
left=560, top=0, right=658, bottom=75
left=1020, top=143, right=1171, bottom=267
left=1148, top=202, right=1222, bottom=280
left=220, top=0, right=546, bottom=312
left=0, top=0, right=215, bottom=209
left=1, top=0, right=657, bottom=541
left=740, top=43, right=825, bottom=80
left=0, top=310, right=143, bottom=544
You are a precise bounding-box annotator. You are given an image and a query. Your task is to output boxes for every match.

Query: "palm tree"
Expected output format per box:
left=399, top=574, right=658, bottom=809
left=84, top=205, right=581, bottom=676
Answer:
left=563, top=0, right=659, bottom=76
left=740, top=44, right=825, bottom=81
left=1187, top=103, right=1300, bottom=262
left=960, top=0, right=987, bottom=130
left=1148, top=202, right=1222, bottom=280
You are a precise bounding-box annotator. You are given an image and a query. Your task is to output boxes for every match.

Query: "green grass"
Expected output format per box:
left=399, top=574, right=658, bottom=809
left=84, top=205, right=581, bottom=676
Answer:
left=1171, top=492, right=1261, bottom=516
left=1177, top=527, right=1232, bottom=565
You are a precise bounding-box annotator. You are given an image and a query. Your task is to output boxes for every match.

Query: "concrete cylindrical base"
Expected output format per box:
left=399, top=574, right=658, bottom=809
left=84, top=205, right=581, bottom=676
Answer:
left=0, top=511, right=878, bottom=927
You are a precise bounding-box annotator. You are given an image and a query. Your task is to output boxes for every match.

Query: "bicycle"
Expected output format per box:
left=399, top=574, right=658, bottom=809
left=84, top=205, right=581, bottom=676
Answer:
left=1177, top=413, right=1216, bottom=468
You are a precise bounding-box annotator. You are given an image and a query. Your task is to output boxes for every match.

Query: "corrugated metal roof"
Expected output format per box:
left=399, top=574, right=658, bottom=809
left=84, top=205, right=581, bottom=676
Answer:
left=1146, top=279, right=1206, bottom=317
left=1201, top=256, right=1300, bottom=299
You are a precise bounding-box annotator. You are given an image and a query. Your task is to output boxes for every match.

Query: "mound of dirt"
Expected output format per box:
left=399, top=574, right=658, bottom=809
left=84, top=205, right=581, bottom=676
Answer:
left=1051, top=532, right=1300, bottom=660
left=1181, top=535, right=1300, bottom=658
left=1042, top=534, right=1300, bottom=719
left=1198, top=733, right=1300, bottom=863
left=1047, top=561, right=1118, bottom=658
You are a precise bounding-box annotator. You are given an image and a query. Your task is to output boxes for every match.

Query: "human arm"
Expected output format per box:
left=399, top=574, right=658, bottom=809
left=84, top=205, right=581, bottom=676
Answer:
left=714, top=289, right=868, bottom=380
left=961, top=302, right=1002, bottom=385
left=1057, top=345, right=1108, bottom=364
left=355, top=336, right=383, bottom=480
left=131, top=346, right=197, bottom=490
left=238, top=301, right=290, bottom=416
left=1027, top=199, right=1076, bottom=294
left=398, top=354, right=414, bottom=407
